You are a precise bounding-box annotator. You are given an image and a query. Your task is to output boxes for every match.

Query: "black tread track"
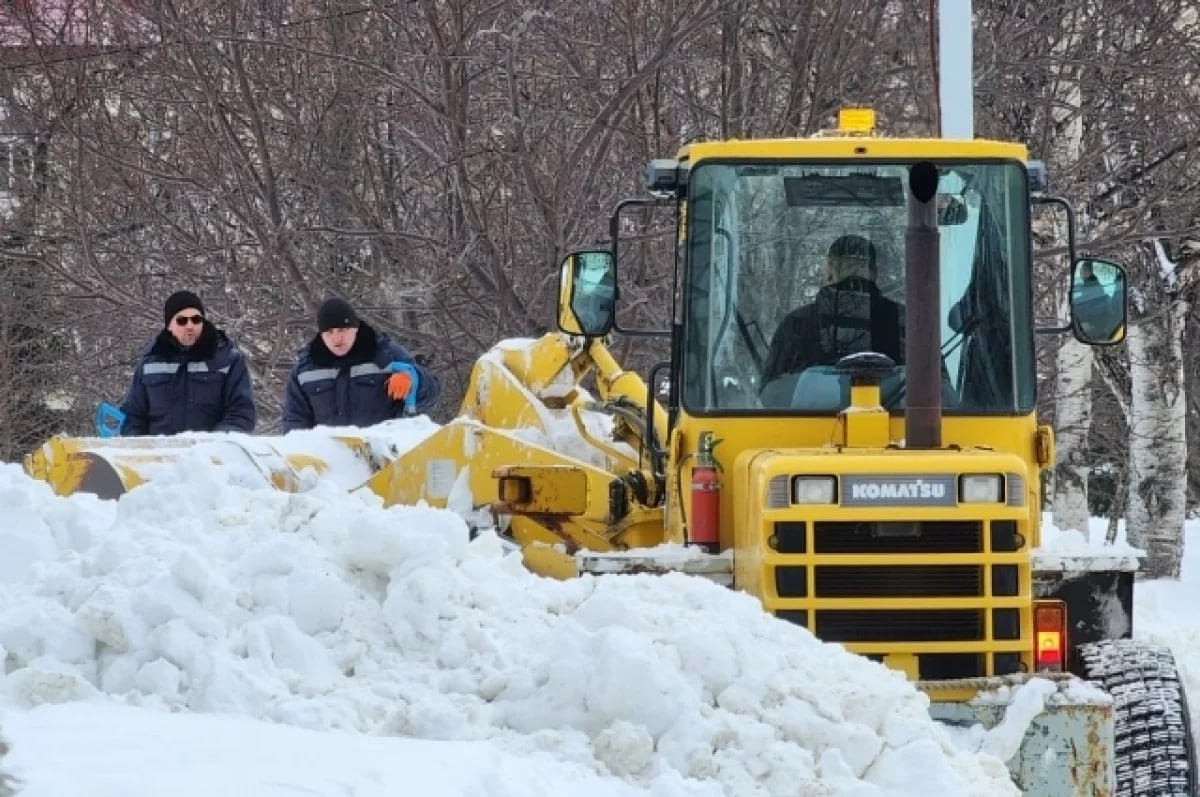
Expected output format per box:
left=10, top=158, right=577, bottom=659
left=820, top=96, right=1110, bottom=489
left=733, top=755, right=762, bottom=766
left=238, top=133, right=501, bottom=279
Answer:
left=1078, top=639, right=1197, bottom=796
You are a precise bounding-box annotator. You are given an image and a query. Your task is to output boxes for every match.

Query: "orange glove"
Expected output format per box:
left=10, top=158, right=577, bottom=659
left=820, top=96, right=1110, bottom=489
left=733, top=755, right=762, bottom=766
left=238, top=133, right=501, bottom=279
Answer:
left=386, top=370, right=413, bottom=400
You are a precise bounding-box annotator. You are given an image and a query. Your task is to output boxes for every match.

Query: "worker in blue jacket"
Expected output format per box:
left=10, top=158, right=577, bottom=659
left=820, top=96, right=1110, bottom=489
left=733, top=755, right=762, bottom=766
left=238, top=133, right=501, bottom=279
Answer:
left=120, top=290, right=257, bottom=435
left=281, top=297, right=439, bottom=431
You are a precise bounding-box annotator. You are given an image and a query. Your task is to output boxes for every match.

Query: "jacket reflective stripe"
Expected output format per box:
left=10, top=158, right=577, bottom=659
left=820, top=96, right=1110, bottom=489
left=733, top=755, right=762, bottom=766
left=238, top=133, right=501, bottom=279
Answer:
left=143, top=362, right=231, bottom=375
left=187, top=362, right=230, bottom=373
left=297, top=368, right=339, bottom=385
left=350, top=363, right=387, bottom=378
left=298, top=364, right=387, bottom=385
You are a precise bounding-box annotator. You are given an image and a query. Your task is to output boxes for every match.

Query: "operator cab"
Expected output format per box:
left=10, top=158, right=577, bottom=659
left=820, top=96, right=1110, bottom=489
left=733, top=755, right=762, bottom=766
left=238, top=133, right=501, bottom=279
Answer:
left=556, top=112, right=1130, bottom=426
left=675, top=157, right=1126, bottom=417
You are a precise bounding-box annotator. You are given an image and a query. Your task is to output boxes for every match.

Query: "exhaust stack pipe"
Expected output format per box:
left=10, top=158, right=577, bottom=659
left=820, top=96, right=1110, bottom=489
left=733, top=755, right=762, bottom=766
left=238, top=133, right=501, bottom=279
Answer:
left=905, top=162, right=941, bottom=448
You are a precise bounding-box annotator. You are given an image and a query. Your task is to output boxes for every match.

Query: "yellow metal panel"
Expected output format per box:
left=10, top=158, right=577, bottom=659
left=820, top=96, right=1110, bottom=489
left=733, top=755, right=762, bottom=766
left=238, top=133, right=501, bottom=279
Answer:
left=732, top=445, right=1037, bottom=678
left=837, top=107, right=876, bottom=134
left=768, top=596, right=1029, bottom=611
left=519, top=542, right=581, bottom=580
left=364, top=419, right=663, bottom=554
left=883, top=653, right=919, bottom=679
left=668, top=413, right=1040, bottom=551
left=678, top=137, right=1029, bottom=163
left=840, top=406, right=891, bottom=448
left=847, top=641, right=1031, bottom=655
left=459, top=355, right=555, bottom=433
left=493, top=465, right=589, bottom=515
left=23, top=434, right=372, bottom=500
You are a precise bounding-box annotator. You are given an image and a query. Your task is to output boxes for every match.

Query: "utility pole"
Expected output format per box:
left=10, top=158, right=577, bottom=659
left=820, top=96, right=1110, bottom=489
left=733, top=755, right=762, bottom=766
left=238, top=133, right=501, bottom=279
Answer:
left=937, top=0, right=974, bottom=139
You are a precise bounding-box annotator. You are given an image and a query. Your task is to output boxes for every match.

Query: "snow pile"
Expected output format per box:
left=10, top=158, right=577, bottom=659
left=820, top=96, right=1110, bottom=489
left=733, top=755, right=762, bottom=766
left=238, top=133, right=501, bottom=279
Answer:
left=113, top=419, right=444, bottom=492
left=0, top=455, right=1019, bottom=795
left=5, top=701, right=665, bottom=797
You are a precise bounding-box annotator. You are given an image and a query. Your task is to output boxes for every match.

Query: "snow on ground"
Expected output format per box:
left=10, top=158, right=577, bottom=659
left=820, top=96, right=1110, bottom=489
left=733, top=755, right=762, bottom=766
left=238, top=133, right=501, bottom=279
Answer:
left=0, top=425, right=1019, bottom=796
left=1136, top=528, right=1200, bottom=696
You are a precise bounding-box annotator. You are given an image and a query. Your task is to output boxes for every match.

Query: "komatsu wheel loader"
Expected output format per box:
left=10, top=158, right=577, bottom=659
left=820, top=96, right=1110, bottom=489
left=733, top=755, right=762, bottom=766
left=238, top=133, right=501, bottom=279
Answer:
left=25, top=109, right=1194, bottom=795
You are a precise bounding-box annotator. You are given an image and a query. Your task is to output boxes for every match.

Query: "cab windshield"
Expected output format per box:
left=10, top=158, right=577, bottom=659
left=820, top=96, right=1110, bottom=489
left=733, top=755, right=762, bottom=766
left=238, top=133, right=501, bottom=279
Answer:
left=680, top=161, right=1035, bottom=415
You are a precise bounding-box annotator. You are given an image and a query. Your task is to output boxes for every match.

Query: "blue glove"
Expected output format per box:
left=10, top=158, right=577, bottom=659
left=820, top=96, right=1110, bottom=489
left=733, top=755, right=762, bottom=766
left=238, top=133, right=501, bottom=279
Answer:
left=96, top=403, right=127, bottom=437
left=387, top=362, right=420, bottom=416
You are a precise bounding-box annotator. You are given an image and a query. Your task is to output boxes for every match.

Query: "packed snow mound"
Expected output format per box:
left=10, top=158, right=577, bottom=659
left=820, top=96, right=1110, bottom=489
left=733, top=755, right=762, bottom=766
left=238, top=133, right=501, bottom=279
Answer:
left=0, top=458, right=1017, bottom=796
left=2, top=701, right=673, bottom=797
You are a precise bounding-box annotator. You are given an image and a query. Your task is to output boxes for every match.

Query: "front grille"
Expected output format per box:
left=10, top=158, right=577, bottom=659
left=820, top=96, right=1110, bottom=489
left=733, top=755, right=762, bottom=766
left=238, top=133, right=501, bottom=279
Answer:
left=993, top=608, right=1020, bottom=640
left=814, top=520, right=982, bottom=554
left=991, top=520, right=1021, bottom=552
left=994, top=653, right=1021, bottom=675
left=920, top=654, right=983, bottom=680
left=816, top=609, right=984, bottom=642
left=777, top=610, right=808, bottom=629
left=765, top=513, right=1026, bottom=678
left=814, top=565, right=981, bottom=597
left=772, top=521, right=806, bottom=553
left=992, top=564, right=1019, bottom=596
left=775, top=567, right=808, bottom=597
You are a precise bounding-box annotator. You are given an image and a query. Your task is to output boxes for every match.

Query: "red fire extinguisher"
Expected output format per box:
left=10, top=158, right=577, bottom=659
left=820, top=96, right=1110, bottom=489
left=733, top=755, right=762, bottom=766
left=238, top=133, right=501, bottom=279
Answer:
left=689, top=432, right=721, bottom=553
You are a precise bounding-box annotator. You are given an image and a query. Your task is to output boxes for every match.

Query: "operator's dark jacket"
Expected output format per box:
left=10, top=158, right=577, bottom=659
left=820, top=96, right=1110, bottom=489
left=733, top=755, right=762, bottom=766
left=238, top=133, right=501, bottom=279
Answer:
left=762, top=276, right=905, bottom=388
left=120, top=323, right=257, bottom=436
left=281, top=321, right=440, bottom=431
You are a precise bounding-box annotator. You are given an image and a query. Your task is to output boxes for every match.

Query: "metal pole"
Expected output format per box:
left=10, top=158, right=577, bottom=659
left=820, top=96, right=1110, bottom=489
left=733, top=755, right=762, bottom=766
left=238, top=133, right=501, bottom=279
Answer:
left=938, top=0, right=974, bottom=139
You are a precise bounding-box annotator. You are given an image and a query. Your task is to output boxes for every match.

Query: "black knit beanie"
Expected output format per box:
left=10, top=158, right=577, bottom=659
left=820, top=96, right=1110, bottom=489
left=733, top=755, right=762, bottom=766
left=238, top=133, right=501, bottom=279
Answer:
left=163, top=291, right=205, bottom=325
left=317, top=298, right=359, bottom=332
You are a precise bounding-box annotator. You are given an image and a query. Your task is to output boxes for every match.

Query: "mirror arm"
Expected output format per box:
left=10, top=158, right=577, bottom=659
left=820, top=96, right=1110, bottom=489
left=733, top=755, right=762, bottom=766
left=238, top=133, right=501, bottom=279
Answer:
left=1032, top=195, right=1081, bottom=336
left=1031, top=194, right=1078, bottom=261
left=610, top=195, right=674, bottom=338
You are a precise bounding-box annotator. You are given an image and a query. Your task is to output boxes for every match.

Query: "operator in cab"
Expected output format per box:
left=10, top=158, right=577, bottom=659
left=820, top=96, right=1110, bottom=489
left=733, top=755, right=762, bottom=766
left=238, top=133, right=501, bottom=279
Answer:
left=759, top=235, right=906, bottom=407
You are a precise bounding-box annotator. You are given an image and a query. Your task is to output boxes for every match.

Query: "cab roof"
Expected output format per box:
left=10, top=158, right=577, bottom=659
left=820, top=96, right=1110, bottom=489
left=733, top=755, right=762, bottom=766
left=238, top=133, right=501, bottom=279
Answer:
left=676, top=137, right=1029, bottom=163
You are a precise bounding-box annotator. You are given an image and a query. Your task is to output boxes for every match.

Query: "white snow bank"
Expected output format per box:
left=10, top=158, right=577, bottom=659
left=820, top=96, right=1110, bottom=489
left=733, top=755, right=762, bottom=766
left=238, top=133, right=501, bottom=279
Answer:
left=2, top=701, right=659, bottom=797
left=0, top=456, right=1016, bottom=795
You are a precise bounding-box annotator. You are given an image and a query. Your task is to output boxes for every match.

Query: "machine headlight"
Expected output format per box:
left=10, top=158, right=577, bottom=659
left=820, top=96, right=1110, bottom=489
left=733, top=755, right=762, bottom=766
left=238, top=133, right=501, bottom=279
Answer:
left=794, top=476, right=836, bottom=504
left=960, top=474, right=1003, bottom=503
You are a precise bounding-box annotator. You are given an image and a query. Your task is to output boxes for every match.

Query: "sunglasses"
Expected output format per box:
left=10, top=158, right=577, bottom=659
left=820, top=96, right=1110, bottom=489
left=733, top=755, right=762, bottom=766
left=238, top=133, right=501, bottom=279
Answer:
left=173, top=314, right=204, bottom=327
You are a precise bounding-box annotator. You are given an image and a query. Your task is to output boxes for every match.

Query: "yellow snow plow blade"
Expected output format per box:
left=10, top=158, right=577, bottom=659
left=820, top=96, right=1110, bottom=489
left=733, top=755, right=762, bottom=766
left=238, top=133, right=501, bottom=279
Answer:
left=364, top=417, right=665, bottom=577
left=24, top=434, right=379, bottom=500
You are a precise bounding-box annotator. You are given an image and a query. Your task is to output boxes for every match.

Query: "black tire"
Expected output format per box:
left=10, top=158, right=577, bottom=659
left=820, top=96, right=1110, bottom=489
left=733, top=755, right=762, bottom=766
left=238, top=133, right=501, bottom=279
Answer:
left=1077, top=639, right=1197, bottom=796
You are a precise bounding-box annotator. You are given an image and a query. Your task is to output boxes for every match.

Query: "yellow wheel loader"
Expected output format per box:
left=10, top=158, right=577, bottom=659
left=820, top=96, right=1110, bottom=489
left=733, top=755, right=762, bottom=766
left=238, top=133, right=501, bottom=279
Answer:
left=25, top=110, right=1193, bottom=795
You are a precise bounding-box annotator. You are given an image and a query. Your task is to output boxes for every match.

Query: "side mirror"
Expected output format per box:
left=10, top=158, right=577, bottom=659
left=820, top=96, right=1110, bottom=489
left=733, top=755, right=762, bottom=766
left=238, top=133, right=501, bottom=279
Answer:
left=1070, top=258, right=1127, bottom=346
left=558, top=249, right=616, bottom=338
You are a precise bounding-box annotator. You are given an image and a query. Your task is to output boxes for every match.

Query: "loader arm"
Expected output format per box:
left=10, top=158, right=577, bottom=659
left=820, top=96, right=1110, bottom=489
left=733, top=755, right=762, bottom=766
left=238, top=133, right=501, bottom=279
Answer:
left=455, top=333, right=666, bottom=470
left=366, top=334, right=672, bottom=577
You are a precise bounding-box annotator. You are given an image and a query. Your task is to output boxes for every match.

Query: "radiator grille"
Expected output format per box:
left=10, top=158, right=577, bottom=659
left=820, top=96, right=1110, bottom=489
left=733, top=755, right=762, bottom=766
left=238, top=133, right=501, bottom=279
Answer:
left=813, top=565, right=982, bottom=597
left=815, top=609, right=984, bottom=642
left=813, top=520, right=982, bottom=554
left=765, top=512, right=1023, bottom=678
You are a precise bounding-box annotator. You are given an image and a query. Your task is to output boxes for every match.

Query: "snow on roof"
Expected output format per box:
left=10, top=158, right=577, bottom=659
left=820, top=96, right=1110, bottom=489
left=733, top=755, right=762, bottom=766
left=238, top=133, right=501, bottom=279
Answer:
left=1033, top=513, right=1143, bottom=572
